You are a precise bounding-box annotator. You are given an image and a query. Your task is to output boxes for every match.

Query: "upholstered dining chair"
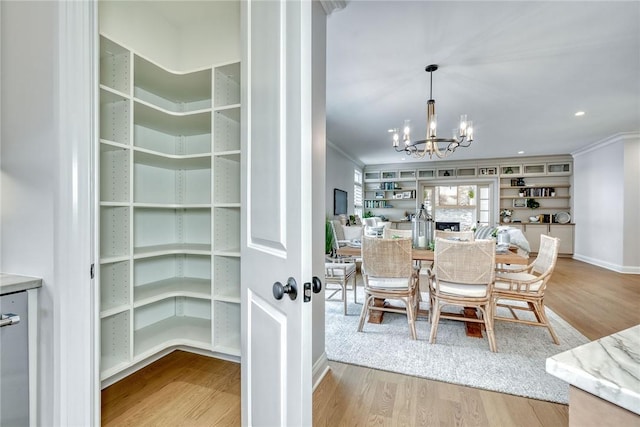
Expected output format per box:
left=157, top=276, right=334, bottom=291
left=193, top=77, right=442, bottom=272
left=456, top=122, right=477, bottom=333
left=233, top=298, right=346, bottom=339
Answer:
left=428, top=238, right=497, bottom=352
left=325, top=261, right=357, bottom=315
left=330, top=220, right=350, bottom=248
left=434, top=230, right=475, bottom=241
left=492, top=234, right=561, bottom=344
left=357, top=237, right=420, bottom=339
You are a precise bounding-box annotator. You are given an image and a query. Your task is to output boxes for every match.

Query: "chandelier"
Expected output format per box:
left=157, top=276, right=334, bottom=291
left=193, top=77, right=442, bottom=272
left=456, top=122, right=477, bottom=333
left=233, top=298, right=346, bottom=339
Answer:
left=392, top=64, right=474, bottom=159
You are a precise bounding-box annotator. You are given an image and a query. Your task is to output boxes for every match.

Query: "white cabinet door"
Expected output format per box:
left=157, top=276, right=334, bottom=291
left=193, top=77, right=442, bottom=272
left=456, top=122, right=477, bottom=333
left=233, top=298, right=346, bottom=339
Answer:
left=241, top=1, right=319, bottom=425
left=523, top=224, right=548, bottom=253
left=549, top=225, right=574, bottom=255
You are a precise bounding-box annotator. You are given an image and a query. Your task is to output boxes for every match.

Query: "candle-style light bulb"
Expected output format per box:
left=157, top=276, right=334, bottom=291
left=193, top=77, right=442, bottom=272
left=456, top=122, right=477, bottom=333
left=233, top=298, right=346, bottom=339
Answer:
left=403, top=120, right=411, bottom=146
left=459, top=114, right=468, bottom=137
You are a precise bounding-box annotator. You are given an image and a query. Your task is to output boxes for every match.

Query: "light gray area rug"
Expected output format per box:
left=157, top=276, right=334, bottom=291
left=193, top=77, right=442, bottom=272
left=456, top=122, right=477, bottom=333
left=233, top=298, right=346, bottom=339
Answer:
left=325, top=287, right=589, bottom=404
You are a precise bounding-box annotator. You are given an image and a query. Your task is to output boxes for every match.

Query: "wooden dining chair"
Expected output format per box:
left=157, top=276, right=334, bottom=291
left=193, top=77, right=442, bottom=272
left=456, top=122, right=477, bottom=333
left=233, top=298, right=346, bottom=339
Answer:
left=434, top=230, right=475, bottom=241
left=492, top=234, right=561, bottom=344
left=382, top=228, right=413, bottom=239
left=325, top=261, right=357, bottom=315
left=357, top=237, right=420, bottom=339
left=428, top=238, right=497, bottom=352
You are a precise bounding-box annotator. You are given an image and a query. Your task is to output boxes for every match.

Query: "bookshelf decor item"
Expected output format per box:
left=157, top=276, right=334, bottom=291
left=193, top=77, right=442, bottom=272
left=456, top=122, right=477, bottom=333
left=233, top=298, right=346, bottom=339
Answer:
left=513, top=198, right=526, bottom=208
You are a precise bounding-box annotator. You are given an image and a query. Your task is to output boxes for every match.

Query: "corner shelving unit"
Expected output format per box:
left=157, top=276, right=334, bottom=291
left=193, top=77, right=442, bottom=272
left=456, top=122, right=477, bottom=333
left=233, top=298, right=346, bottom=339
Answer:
left=98, top=34, right=241, bottom=383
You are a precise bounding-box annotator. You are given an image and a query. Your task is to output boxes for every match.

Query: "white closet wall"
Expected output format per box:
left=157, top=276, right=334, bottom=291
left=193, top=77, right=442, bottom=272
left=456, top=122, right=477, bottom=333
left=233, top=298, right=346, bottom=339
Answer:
left=98, top=1, right=241, bottom=383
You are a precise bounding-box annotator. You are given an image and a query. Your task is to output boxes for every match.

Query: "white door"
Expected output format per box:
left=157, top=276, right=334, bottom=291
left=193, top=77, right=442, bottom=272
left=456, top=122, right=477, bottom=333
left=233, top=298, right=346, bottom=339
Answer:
left=241, top=1, right=321, bottom=425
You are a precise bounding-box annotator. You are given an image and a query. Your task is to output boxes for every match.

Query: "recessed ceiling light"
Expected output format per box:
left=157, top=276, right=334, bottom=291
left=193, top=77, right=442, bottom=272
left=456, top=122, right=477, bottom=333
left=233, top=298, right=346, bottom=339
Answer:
left=575, top=111, right=585, bottom=116
left=517, top=150, right=525, bottom=154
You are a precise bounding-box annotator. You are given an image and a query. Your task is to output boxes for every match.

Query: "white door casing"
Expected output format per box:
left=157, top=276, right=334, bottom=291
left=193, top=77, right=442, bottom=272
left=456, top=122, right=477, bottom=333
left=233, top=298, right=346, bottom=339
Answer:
left=241, top=0, right=316, bottom=425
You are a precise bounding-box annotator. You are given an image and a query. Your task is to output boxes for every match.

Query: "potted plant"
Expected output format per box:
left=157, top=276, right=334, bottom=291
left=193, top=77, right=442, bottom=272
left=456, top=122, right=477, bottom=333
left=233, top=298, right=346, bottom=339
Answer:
left=500, top=209, right=513, bottom=223
left=325, top=219, right=334, bottom=254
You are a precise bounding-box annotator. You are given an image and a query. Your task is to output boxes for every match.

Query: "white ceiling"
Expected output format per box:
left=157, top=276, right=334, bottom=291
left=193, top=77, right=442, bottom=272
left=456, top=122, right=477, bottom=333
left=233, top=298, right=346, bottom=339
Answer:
left=326, top=1, right=640, bottom=165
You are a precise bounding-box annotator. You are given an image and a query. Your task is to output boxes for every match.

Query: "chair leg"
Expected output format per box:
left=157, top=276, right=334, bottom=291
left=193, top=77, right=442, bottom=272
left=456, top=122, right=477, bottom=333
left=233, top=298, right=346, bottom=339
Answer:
left=342, top=280, right=347, bottom=315
left=479, top=305, right=497, bottom=353
left=533, top=300, right=560, bottom=345
left=405, top=297, right=417, bottom=340
left=428, top=292, right=435, bottom=323
left=357, top=294, right=373, bottom=332
left=352, top=273, right=358, bottom=305
left=429, top=299, right=442, bottom=344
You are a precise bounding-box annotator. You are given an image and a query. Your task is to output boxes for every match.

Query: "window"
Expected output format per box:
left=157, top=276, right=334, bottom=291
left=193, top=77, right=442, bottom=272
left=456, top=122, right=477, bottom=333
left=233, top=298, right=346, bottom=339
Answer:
left=354, top=169, right=363, bottom=218
left=421, top=183, right=492, bottom=230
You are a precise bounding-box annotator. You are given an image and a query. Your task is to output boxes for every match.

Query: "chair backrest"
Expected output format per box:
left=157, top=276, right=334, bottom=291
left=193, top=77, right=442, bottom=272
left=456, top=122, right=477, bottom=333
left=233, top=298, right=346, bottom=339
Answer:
left=435, top=230, right=475, bottom=241
left=330, top=220, right=345, bottom=241
left=362, top=236, right=413, bottom=278
left=363, top=217, right=379, bottom=227
left=328, top=220, right=342, bottom=253
left=532, top=234, right=560, bottom=276
left=434, top=238, right=495, bottom=284
left=382, top=228, right=413, bottom=239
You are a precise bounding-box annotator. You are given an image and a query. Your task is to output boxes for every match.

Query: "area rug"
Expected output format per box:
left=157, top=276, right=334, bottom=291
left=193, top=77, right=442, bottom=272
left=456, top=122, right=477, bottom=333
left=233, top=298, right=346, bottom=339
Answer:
left=325, top=287, right=589, bottom=404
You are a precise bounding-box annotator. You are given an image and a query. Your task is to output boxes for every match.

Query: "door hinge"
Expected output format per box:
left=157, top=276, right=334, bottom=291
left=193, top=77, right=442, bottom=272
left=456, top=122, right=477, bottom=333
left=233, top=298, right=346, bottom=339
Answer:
left=90, top=263, right=95, bottom=279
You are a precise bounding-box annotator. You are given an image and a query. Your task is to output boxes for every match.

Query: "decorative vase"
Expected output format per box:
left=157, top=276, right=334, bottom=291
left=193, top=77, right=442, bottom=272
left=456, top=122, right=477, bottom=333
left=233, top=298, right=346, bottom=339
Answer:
left=503, top=217, right=511, bottom=223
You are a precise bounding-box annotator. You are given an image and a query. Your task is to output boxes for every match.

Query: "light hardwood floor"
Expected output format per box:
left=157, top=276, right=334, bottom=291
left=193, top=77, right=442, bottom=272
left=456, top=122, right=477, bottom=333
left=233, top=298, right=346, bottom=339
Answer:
left=102, top=258, right=640, bottom=426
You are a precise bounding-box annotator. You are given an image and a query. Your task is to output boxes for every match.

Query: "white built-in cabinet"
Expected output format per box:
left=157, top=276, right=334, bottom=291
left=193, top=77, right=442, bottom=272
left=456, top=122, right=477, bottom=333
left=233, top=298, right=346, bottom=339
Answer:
left=99, top=35, right=241, bottom=381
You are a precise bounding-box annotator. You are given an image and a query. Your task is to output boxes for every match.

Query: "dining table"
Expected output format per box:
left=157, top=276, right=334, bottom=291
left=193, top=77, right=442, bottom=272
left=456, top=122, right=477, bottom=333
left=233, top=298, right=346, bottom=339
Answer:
left=337, top=245, right=529, bottom=266
left=337, top=244, right=530, bottom=336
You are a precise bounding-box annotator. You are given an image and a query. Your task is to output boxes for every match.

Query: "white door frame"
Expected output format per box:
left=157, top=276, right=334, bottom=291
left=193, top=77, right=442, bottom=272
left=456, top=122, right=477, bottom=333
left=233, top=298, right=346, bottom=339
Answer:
left=55, top=1, right=100, bottom=425
left=53, top=0, right=343, bottom=425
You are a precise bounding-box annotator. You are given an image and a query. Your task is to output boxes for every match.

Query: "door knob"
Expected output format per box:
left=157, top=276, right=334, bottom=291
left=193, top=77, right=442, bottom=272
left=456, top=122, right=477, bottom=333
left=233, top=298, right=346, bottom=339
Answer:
left=312, top=276, right=322, bottom=293
left=273, top=277, right=298, bottom=301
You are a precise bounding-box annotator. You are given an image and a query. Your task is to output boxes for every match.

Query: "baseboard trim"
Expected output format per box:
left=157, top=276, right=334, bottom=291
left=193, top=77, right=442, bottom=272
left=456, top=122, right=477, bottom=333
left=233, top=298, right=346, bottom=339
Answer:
left=312, top=351, right=331, bottom=391
left=573, top=254, right=640, bottom=274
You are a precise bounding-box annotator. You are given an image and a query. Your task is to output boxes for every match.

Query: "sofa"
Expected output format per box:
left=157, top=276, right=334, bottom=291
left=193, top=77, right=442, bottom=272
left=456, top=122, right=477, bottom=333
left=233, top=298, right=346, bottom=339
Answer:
left=474, top=225, right=531, bottom=256
left=330, top=220, right=363, bottom=245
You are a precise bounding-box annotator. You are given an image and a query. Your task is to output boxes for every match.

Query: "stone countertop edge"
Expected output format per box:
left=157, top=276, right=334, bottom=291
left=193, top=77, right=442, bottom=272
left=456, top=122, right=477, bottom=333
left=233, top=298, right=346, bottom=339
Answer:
left=546, top=324, right=640, bottom=415
left=0, top=273, right=43, bottom=296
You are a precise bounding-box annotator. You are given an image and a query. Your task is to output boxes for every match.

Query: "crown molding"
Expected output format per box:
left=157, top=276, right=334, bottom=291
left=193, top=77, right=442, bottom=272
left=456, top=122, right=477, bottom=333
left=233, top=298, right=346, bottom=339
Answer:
left=327, top=139, right=365, bottom=168
left=572, top=132, right=640, bottom=158
left=320, top=0, right=347, bottom=15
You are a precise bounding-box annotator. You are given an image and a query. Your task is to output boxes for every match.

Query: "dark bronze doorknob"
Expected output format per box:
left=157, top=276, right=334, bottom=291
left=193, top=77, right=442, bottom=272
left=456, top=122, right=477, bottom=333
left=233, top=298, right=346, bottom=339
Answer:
left=312, top=276, right=322, bottom=293
left=273, top=277, right=298, bottom=301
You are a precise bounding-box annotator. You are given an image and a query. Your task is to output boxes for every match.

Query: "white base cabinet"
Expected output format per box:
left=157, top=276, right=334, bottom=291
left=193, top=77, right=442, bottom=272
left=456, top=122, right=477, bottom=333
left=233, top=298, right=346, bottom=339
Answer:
left=517, top=223, right=574, bottom=255
left=99, top=35, right=241, bottom=383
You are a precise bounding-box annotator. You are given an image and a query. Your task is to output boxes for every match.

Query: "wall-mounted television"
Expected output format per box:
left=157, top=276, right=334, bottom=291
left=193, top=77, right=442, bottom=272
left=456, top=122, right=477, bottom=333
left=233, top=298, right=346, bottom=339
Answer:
left=333, top=188, right=348, bottom=216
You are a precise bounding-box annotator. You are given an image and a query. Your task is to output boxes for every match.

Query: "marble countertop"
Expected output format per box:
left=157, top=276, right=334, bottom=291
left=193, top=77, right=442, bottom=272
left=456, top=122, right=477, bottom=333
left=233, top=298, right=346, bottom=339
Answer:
left=0, top=273, right=42, bottom=296
left=546, top=324, right=640, bottom=415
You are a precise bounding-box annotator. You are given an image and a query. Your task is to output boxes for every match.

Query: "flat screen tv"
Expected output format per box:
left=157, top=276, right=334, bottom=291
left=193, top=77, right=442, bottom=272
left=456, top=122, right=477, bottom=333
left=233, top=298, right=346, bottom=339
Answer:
left=333, top=188, right=348, bottom=216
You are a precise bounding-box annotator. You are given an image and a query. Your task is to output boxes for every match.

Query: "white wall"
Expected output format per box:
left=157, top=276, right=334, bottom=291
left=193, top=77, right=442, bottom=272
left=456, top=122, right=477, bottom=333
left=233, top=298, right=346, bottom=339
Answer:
left=178, top=2, right=241, bottom=70
left=326, top=141, right=363, bottom=218
left=99, top=1, right=240, bottom=70
left=623, top=136, right=640, bottom=269
left=573, top=133, right=640, bottom=273
left=1, top=2, right=59, bottom=423
left=311, top=0, right=328, bottom=383
left=99, top=2, right=181, bottom=68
